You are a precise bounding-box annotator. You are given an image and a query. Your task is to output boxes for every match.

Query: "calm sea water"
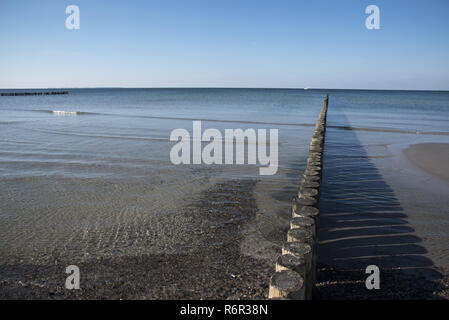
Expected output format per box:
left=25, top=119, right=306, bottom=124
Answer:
left=0, top=88, right=448, bottom=270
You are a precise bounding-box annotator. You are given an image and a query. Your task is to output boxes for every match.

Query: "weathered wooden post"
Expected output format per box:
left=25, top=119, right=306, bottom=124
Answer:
left=269, top=270, right=305, bottom=299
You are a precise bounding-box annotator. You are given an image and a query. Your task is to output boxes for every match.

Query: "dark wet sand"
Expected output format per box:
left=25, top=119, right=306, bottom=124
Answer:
left=0, top=180, right=273, bottom=300
left=404, top=143, right=449, bottom=183
left=316, top=124, right=449, bottom=299
left=316, top=264, right=449, bottom=300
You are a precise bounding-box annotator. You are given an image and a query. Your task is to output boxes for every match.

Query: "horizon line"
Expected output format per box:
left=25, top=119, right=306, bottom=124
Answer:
left=1, top=86, right=449, bottom=92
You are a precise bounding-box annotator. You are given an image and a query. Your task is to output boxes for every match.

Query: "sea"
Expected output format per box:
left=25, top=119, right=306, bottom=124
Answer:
left=1, top=88, right=448, bottom=279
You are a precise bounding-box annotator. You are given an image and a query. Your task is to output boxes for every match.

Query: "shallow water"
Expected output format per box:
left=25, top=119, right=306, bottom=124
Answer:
left=0, top=88, right=320, bottom=265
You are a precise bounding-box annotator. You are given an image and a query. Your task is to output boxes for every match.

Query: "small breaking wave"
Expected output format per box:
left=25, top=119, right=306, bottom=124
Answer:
left=52, top=110, right=79, bottom=116
left=29, top=109, right=99, bottom=116
left=15, top=108, right=314, bottom=126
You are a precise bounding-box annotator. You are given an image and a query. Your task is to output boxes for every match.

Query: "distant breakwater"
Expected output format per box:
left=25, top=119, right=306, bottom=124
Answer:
left=269, top=95, right=328, bottom=300
left=1, top=91, right=69, bottom=96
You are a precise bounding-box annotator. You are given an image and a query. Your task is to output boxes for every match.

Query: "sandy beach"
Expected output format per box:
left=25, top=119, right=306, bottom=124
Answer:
left=404, top=143, right=449, bottom=183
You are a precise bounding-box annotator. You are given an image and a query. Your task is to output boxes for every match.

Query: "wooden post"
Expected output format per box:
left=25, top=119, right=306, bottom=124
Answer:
left=269, top=270, right=305, bottom=300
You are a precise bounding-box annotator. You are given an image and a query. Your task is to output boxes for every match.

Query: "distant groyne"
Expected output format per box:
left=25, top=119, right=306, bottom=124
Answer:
left=269, top=94, right=328, bottom=300
left=1, top=91, right=69, bottom=96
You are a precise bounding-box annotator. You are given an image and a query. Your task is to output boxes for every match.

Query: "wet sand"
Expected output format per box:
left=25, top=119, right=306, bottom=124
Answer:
left=404, top=143, right=449, bottom=183
left=316, top=123, right=449, bottom=300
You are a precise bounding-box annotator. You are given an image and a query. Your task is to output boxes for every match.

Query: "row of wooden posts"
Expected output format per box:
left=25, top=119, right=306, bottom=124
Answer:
left=0, top=91, right=69, bottom=96
left=268, top=94, right=329, bottom=300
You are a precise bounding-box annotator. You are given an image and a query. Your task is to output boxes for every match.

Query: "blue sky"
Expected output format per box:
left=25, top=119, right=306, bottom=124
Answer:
left=1, top=0, right=448, bottom=90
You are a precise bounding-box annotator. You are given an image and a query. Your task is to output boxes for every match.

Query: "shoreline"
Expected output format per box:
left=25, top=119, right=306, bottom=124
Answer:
left=403, top=143, right=449, bottom=184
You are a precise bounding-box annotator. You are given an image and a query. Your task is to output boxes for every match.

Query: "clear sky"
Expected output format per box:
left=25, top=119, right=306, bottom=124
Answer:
left=1, top=0, right=448, bottom=90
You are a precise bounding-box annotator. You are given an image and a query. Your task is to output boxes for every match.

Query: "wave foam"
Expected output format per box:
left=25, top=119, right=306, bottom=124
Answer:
left=52, top=110, right=79, bottom=116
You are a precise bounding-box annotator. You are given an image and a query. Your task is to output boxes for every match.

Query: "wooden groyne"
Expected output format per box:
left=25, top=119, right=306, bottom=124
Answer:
left=269, top=94, right=328, bottom=300
left=1, top=91, right=69, bottom=96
